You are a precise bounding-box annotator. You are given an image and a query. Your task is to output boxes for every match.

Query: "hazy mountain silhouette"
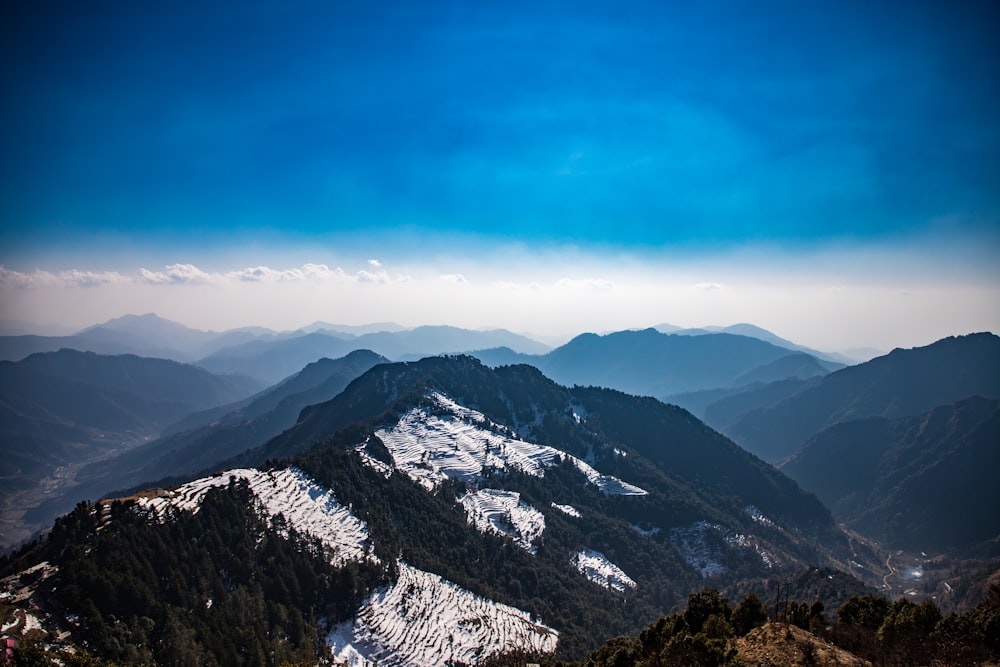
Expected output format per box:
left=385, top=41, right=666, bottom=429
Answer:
left=655, top=322, right=850, bottom=363
left=665, top=377, right=819, bottom=424
left=699, top=377, right=821, bottom=430
left=1, top=349, right=260, bottom=446
left=731, top=352, right=838, bottom=386
left=0, top=313, right=276, bottom=362
left=781, top=396, right=1000, bottom=553
left=77, top=349, right=388, bottom=503
left=724, top=333, right=1000, bottom=463
left=197, top=325, right=551, bottom=384
left=474, top=329, right=831, bottom=398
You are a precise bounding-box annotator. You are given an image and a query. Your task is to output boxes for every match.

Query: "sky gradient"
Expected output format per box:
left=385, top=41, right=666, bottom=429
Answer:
left=2, top=1, right=998, bottom=352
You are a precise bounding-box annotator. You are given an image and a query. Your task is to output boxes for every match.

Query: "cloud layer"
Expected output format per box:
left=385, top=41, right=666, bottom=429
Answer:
left=2, top=242, right=998, bottom=354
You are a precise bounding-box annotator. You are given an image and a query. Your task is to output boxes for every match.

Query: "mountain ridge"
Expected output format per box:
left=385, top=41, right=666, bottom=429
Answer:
left=724, top=332, right=1000, bottom=463
left=780, top=395, right=1000, bottom=552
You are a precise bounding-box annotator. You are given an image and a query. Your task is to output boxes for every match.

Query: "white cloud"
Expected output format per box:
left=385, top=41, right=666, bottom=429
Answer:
left=226, top=263, right=348, bottom=282
left=228, top=265, right=286, bottom=282
left=439, top=274, right=468, bottom=284
left=693, top=282, right=725, bottom=291
left=60, top=269, right=128, bottom=287
left=0, top=265, right=126, bottom=288
left=134, top=262, right=405, bottom=285
left=368, top=259, right=382, bottom=268
left=138, top=263, right=215, bottom=285
left=356, top=268, right=410, bottom=284
left=301, top=263, right=349, bottom=281
left=0, top=266, right=57, bottom=288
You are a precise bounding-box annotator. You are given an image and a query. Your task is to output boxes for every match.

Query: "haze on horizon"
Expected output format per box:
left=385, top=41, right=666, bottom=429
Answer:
left=2, top=1, right=998, bottom=354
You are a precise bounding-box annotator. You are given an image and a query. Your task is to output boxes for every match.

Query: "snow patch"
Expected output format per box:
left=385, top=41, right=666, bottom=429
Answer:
left=355, top=442, right=394, bottom=478
left=669, top=521, right=776, bottom=577
left=375, top=392, right=647, bottom=496
left=744, top=504, right=775, bottom=526
left=458, top=489, right=545, bottom=554
left=136, top=468, right=371, bottom=566
left=572, top=550, right=636, bottom=592
left=21, top=613, right=42, bottom=633
left=550, top=502, right=582, bottom=518
left=326, top=562, right=558, bottom=667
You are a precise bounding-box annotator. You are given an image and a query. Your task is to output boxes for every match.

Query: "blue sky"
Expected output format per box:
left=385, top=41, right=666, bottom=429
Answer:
left=1, top=1, right=998, bottom=350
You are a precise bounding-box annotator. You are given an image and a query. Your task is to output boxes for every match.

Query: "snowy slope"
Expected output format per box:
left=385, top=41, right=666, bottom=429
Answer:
left=375, top=392, right=647, bottom=495
left=327, top=562, right=558, bottom=667
left=458, top=489, right=546, bottom=553
left=551, top=502, right=582, bottom=518
left=135, top=467, right=372, bottom=566
left=572, top=550, right=637, bottom=592
left=132, top=466, right=560, bottom=664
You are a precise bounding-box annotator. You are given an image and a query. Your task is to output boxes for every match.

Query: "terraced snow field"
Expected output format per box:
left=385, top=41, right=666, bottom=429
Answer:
left=572, top=550, right=637, bottom=592
left=458, top=489, right=546, bottom=553
left=135, top=468, right=372, bottom=565
left=376, top=393, right=647, bottom=495
left=327, top=562, right=558, bottom=667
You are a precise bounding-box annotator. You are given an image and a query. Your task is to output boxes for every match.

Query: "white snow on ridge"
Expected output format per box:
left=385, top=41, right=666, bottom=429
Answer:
left=459, top=489, right=545, bottom=554
left=551, top=502, right=582, bottom=518
left=569, top=458, right=647, bottom=495
left=135, top=468, right=371, bottom=566
left=327, top=562, right=558, bottom=667
left=375, top=392, right=647, bottom=496
left=572, top=550, right=636, bottom=592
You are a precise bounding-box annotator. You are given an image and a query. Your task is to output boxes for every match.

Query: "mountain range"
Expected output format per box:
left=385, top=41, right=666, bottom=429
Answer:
left=1, top=320, right=997, bottom=665
left=1, top=314, right=857, bottom=386
left=473, top=328, right=844, bottom=399
left=0, top=354, right=885, bottom=664
left=195, top=325, right=551, bottom=384
left=655, top=322, right=863, bottom=364
left=0, top=314, right=552, bottom=384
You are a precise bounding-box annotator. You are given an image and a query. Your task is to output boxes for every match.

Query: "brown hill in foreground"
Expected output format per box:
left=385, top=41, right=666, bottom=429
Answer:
left=736, top=622, right=870, bottom=667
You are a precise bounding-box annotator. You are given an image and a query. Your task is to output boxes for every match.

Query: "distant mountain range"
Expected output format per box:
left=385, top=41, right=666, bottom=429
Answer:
left=655, top=322, right=863, bottom=363
left=473, top=328, right=843, bottom=398
left=196, top=325, right=552, bottom=384
left=1, top=314, right=860, bottom=394
left=0, top=314, right=553, bottom=385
